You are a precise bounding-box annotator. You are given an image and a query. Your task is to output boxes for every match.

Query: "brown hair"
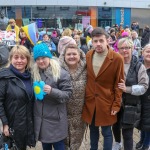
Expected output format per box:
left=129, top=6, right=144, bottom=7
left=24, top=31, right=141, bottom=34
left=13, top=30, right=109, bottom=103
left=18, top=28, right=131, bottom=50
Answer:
left=91, top=27, right=108, bottom=38
left=64, top=44, right=79, bottom=54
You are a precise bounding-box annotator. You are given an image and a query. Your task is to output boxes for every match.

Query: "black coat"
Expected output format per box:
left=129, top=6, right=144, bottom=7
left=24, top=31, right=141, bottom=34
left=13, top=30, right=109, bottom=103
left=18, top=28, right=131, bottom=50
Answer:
left=20, top=38, right=33, bottom=53
left=140, top=68, right=150, bottom=131
left=0, top=68, right=35, bottom=149
left=80, top=44, right=89, bottom=54
left=141, top=28, right=150, bottom=48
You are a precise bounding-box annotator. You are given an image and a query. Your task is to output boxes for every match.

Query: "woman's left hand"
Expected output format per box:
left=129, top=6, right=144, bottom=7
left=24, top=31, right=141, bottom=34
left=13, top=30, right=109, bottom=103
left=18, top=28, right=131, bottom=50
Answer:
left=44, top=84, right=52, bottom=94
left=118, top=79, right=126, bottom=92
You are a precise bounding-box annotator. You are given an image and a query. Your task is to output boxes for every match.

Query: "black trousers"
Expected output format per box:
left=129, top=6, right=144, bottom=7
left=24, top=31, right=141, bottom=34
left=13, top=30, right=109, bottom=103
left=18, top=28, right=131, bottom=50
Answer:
left=112, top=108, right=134, bottom=150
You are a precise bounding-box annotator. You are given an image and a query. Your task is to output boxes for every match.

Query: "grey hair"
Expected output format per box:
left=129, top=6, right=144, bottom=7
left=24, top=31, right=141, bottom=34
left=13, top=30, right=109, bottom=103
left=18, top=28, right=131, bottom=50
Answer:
left=118, top=37, right=134, bottom=50
left=143, top=43, right=150, bottom=52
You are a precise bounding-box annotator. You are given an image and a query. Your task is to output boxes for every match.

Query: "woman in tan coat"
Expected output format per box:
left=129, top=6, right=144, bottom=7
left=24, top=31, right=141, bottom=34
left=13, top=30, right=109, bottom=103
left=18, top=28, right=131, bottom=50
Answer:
left=59, top=44, right=86, bottom=150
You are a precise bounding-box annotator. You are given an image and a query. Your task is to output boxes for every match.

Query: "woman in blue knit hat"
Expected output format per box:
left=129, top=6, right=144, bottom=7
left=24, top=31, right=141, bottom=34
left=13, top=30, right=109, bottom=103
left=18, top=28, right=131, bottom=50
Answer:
left=32, top=42, right=72, bottom=150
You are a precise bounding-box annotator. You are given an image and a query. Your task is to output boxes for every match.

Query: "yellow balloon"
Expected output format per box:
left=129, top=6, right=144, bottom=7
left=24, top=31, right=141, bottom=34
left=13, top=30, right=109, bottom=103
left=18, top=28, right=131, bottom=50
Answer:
left=34, top=86, right=41, bottom=94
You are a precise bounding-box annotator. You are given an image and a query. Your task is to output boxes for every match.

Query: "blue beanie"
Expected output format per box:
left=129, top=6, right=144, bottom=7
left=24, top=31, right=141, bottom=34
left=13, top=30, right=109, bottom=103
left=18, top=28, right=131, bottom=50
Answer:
left=33, top=43, right=53, bottom=60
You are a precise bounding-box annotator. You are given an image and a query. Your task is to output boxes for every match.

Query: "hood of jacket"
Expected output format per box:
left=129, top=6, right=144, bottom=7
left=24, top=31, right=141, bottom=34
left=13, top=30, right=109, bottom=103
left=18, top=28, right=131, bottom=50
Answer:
left=58, top=36, right=76, bottom=54
left=0, top=68, right=15, bottom=79
left=59, top=48, right=86, bottom=80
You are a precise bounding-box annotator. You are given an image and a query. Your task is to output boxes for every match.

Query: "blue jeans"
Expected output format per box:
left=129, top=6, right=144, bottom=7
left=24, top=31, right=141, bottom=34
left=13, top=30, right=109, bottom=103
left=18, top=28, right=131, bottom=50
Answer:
left=140, top=131, right=150, bottom=147
left=89, top=114, right=113, bottom=150
left=42, top=140, right=65, bottom=150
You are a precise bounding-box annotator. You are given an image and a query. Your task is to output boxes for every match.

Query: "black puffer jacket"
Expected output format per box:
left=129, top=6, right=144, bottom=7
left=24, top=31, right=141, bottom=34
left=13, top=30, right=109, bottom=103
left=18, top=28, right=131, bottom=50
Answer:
left=140, top=68, right=150, bottom=131
left=0, top=68, right=35, bottom=149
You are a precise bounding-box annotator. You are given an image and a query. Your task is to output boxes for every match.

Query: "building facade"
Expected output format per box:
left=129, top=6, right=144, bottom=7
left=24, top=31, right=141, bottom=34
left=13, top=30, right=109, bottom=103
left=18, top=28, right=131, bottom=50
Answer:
left=0, top=0, right=150, bottom=29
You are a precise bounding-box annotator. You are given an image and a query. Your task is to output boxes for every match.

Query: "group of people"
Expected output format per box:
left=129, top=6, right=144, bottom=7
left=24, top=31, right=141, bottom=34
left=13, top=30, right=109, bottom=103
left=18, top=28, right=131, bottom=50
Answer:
left=0, top=20, right=150, bottom=150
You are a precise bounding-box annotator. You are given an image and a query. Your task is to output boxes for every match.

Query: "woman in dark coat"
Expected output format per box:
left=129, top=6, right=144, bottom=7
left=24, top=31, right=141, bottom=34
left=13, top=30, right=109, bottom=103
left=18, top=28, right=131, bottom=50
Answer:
left=0, top=45, right=35, bottom=149
left=136, top=44, right=150, bottom=150
left=112, top=37, right=149, bottom=150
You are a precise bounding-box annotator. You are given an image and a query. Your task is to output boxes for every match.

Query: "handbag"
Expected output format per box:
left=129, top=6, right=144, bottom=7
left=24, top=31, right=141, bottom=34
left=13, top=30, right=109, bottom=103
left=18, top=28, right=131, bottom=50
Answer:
left=0, top=129, right=18, bottom=150
left=122, top=105, right=137, bottom=124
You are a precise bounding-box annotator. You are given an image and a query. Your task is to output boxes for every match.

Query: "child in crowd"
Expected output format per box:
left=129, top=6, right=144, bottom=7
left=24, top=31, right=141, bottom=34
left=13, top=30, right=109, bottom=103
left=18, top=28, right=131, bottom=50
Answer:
left=42, top=34, right=56, bottom=56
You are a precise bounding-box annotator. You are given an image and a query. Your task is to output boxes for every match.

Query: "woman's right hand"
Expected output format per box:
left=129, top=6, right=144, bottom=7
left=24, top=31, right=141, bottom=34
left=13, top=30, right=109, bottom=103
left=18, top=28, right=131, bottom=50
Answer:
left=3, top=125, right=10, bottom=136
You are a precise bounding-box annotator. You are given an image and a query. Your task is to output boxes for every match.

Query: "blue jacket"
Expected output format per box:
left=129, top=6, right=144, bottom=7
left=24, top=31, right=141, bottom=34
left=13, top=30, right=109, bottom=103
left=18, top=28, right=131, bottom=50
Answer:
left=42, top=41, right=56, bottom=51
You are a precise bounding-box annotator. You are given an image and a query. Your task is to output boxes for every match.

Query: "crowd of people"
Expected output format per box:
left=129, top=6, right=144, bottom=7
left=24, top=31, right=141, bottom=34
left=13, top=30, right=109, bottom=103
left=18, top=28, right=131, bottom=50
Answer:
left=0, top=18, right=150, bottom=150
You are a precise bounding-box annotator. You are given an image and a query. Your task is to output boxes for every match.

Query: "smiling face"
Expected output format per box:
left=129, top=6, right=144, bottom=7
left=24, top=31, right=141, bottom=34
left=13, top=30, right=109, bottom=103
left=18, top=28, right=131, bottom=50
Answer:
left=11, top=53, right=28, bottom=73
left=36, top=57, right=50, bottom=70
left=43, top=34, right=50, bottom=41
left=92, top=35, right=108, bottom=53
left=143, top=46, right=150, bottom=63
left=65, top=48, right=80, bottom=68
left=118, top=41, right=132, bottom=60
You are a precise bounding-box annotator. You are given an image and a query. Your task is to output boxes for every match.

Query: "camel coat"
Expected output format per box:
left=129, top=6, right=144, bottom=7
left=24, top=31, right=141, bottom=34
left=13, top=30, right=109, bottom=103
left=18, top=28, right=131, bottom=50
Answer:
left=82, top=47, right=124, bottom=126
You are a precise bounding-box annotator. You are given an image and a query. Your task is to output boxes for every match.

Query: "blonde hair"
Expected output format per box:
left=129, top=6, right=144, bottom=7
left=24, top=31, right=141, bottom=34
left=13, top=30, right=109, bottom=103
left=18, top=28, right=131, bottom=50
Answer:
left=143, top=43, right=150, bottom=52
left=124, top=28, right=131, bottom=36
left=9, top=18, right=15, bottom=23
left=32, top=58, right=61, bottom=82
left=8, top=45, right=31, bottom=69
left=118, top=37, right=134, bottom=50
left=62, top=28, right=72, bottom=37
left=64, top=44, right=80, bottom=55
left=131, top=30, right=138, bottom=38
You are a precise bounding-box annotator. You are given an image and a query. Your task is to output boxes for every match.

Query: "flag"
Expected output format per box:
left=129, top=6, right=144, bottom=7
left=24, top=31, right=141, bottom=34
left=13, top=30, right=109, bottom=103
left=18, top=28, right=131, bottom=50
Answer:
left=22, top=22, right=39, bottom=45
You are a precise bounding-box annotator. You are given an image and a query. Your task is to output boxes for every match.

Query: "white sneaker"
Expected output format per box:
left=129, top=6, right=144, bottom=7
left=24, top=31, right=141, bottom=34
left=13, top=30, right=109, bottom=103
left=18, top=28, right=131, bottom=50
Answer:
left=112, top=142, right=122, bottom=150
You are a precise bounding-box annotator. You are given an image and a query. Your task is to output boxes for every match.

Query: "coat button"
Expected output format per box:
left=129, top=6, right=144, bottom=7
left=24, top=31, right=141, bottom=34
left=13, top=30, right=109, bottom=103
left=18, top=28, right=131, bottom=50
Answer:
left=95, top=94, right=99, bottom=97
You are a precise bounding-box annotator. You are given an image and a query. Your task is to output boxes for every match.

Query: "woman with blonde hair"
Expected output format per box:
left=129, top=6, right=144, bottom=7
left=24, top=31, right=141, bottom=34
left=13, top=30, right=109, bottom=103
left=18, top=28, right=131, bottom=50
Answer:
left=61, top=28, right=72, bottom=37
left=59, top=44, right=86, bottom=150
left=0, top=45, right=35, bottom=149
left=32, top=42, right=72, bottom=150
left=112, top=37, right=149, bottom=150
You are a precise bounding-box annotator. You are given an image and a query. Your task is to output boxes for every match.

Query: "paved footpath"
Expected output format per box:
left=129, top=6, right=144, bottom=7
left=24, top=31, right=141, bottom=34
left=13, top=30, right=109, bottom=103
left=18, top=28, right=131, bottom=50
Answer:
left=30, top=127, right=140, bottom=150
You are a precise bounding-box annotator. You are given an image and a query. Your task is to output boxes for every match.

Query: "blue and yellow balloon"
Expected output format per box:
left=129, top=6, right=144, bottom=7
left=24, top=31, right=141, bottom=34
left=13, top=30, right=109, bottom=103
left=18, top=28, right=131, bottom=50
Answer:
left=33, top=81, right=46, bottom=100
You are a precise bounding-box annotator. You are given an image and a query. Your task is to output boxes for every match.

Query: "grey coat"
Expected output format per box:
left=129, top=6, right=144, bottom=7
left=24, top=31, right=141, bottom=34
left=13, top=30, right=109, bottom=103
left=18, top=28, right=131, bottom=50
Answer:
left=34, top=68, right=72, bottom=143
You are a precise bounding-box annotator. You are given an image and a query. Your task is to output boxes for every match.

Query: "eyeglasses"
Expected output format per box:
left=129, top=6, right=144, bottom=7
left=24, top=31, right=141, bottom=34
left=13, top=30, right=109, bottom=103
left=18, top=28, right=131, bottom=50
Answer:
left=119, top=47, right=131, bottom=50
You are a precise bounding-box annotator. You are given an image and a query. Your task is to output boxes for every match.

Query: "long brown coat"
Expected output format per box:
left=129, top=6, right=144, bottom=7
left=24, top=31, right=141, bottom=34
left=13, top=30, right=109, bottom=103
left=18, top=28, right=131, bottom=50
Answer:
left=82, top=47, right=124, bottom=126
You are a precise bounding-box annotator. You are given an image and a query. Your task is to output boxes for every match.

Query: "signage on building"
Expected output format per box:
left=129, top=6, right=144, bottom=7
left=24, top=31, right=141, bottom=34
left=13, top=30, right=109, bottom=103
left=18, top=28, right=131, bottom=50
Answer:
left=120, top=8, right=124, bottom=25
left=116, top=8, right=131, bottom=27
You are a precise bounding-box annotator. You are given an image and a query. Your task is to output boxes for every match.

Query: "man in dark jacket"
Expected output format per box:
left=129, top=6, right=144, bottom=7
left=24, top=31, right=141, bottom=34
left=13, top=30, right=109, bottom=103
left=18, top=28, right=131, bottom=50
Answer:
left=141, top=26, right=150, bottom=48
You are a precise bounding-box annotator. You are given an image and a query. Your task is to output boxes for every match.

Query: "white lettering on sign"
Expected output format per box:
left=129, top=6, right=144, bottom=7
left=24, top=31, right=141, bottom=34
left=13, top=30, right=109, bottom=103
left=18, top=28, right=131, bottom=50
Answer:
left=120, top=8, right=124, bottom=25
